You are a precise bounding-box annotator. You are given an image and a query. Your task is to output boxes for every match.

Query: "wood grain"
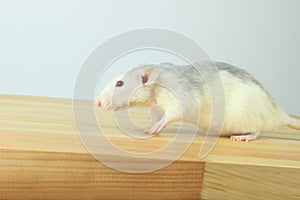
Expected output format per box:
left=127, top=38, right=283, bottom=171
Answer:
left=0, top=95, right=300, bottom=199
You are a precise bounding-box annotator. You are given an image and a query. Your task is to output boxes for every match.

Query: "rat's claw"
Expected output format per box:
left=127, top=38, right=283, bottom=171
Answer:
left=230, top=132, right=259, bottom=142
left=146, top=114, right=168, bottom=135
left=143, top=129, right=158, bottom=135
left=230, top=135, right=249, bottom=142
left=147, top=123, right=164, bottom=135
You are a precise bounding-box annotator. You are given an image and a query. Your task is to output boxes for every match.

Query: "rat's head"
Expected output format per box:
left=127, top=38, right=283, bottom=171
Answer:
left=95, top=66, right=159, bottom=110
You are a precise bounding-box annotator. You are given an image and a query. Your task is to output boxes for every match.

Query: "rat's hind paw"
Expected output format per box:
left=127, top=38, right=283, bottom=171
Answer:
left=230, top=132, right=260, bottom=142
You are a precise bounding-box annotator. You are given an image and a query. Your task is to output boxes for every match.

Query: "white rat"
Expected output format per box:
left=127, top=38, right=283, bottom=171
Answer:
left=95, top=62, right=300, bottom=141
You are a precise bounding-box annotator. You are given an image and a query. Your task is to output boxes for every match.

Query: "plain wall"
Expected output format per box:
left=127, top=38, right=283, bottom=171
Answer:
left=0, top=0, right=299, bottom=115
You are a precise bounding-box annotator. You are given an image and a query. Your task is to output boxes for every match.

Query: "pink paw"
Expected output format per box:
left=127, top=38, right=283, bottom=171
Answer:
left=230, top=135, right=250, bottom=142
left=230, top=132, right=259, bottom=142
left=143, top=130, right=159, bottom=135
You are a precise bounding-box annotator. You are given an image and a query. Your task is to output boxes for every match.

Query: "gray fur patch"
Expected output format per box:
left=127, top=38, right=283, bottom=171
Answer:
left=160, top=61, right=278, bottom=108
left=215, top=62, right=263, bottom=87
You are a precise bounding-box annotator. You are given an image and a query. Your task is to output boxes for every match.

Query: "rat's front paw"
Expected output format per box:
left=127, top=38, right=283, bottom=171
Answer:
left=144, top=124, right=163, bottom=135
left=144, top=119, right=167, bottom=135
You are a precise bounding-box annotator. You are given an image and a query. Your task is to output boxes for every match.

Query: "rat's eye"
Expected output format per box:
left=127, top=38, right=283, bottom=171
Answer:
left=115, top=80, right=124, bottom=87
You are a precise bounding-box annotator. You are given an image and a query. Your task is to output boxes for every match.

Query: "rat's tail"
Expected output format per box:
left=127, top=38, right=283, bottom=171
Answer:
left=287, top=116, right=300, bottom=130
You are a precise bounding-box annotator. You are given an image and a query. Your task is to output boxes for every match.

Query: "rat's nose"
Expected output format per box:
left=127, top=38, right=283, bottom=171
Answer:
left=95, top=99, right=101, bottom=107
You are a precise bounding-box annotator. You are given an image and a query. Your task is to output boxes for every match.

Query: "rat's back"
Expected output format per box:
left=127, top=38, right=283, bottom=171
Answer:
left=196, top=62, right=288, bottom=138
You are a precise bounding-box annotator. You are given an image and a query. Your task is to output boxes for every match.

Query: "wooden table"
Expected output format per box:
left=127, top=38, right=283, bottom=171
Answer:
left=0, top=95, right=299, bottom=199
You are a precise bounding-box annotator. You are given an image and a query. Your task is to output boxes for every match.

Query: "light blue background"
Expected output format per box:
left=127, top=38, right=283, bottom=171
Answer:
left=1, top=0, right=299, bottom=115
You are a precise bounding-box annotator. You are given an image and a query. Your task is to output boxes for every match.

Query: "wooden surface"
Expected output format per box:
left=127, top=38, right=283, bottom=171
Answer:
left=0, top=95, right=300, bottom=199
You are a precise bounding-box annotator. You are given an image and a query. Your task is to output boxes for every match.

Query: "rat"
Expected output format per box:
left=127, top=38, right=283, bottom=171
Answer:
left=95, top=61, right=300, bottom=141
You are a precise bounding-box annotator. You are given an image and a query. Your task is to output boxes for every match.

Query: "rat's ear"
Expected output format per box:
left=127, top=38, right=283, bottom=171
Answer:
left=141, top=67, right=158, bottom=85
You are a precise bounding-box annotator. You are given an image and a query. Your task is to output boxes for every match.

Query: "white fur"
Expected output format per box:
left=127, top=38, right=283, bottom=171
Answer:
left=96, top=74, right=124, bottom=110
left=199, top=71, right=288, bottom=136
left=95, top=63, right=298, bottom=141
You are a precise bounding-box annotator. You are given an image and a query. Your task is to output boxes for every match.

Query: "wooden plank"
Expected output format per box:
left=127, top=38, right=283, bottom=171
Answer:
left=202, top=163, right=300, bottom=200
left=0, top=95, right=300, bottom=199
left=0, top=149, right=203, bottom=200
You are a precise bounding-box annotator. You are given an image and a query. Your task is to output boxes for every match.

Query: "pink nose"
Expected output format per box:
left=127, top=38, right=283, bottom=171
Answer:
left=95, top=100, right=101, bottom=107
